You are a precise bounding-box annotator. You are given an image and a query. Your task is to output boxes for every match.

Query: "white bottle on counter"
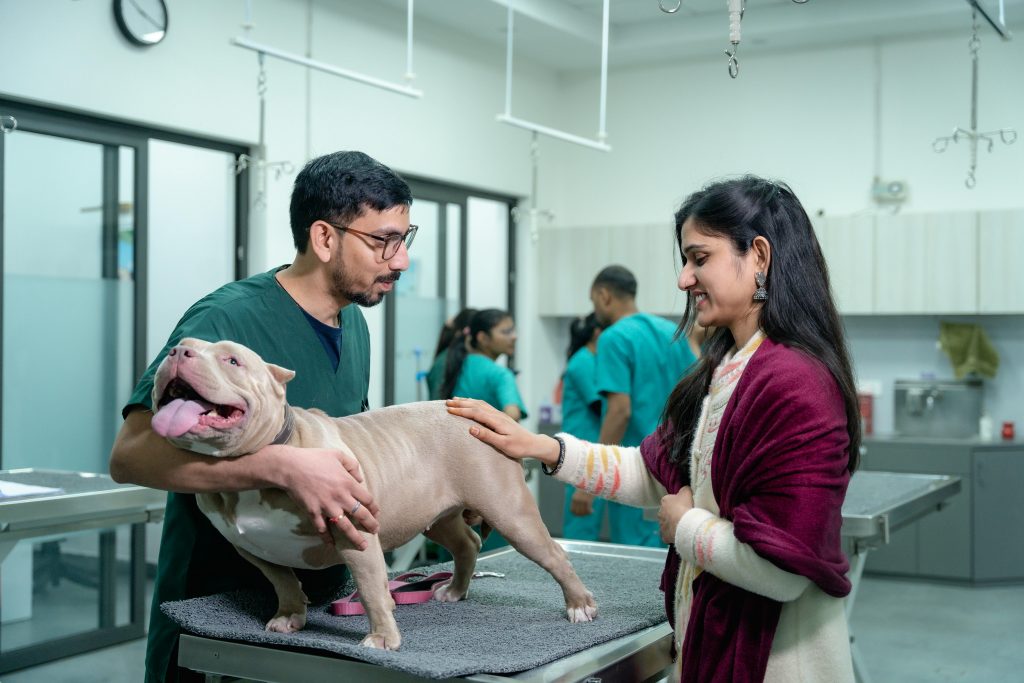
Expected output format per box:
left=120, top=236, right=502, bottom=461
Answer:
left=979, top=413, right=994, bottom=442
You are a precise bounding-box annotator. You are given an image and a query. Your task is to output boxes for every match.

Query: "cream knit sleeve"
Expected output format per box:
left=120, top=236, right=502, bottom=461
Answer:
left=674, top=507, right=811, bottom=602
left=551, top=433, right=667, bottom=508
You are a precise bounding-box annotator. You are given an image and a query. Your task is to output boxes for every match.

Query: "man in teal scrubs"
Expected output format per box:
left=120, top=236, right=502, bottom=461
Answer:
left=588, top=265, right=697, bottom=546
left=109, top=151, right=414, bottom=683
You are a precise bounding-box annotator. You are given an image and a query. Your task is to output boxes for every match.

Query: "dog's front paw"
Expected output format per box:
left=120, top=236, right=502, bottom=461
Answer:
left=566, top=593, right=598, bottom=623
left=361, top=631, right=401, bottom=650
left=432, top=580, right=467, bottom=603
left=265, top=612, right=306, bottom=633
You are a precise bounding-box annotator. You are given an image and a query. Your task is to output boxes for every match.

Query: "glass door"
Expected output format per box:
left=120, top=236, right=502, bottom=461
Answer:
left=388, top=198, right=460, bottom=405
left=384, top=179, right=516, bottom=406
left=0, top=99, right=249, bottom=673
left=2, top=130, right=134, bottom=474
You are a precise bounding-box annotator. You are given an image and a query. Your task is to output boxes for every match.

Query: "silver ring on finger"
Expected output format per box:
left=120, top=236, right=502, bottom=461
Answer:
left=350, top=501, right=362, bottom=516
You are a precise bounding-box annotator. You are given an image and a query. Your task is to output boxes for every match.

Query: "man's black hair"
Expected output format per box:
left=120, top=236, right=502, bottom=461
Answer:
left=289, top=151, right=412, bottom=253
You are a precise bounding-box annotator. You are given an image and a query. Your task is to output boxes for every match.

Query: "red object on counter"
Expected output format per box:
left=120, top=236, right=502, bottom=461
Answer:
left=858, top=393, right=874, bottom=436
left=1002, top=421, right=1015, bottom=441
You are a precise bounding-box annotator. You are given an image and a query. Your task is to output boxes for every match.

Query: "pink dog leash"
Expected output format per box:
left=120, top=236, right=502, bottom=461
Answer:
left=330, top=571, right=454, bottom=616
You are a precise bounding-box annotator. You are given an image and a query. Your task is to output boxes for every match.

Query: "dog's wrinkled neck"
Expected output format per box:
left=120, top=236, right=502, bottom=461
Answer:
left=271, top=404, right=295, bottom=446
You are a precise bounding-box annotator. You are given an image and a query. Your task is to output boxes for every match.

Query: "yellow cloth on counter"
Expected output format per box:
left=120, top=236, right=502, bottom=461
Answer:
left=939, top=322, right=999, bottom=379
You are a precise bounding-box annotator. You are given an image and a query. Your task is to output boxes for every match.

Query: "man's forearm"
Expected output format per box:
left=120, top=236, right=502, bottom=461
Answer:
left=598, top=395, right=630, bottom=446
left=109, top=410, right=286, bottom=494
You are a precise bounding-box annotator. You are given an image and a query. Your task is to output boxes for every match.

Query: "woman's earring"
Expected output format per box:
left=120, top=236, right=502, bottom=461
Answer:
left=753, top=271, right=768, bottom=301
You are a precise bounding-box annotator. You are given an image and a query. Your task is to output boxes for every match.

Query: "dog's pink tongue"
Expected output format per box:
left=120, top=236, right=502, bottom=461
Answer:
left=152, top=398, right=207, bottom=438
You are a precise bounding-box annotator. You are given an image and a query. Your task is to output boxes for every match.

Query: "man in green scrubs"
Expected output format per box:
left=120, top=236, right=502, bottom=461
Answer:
left=589, top=265, right=697, bottom=547
left=109, top=151, right=414, bottom=683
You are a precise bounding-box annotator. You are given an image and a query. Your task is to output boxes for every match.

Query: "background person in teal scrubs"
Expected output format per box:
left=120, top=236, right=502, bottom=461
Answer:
left=438, top=307, right=527, bottom=551
left=109, top=151, right=412, bottom=683
left=439, top=308, right=528, bottom=420
left=588, top=265, right=698, bottom=547
left=559, top=312, right=609, bottom=540
left=426, top=307, right=477, bottom=400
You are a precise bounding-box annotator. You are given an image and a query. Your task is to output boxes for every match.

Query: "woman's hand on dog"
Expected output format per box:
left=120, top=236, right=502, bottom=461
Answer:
left=446, top=398, right=560, bottom=467
left=272, top=445, right=380, bottom=548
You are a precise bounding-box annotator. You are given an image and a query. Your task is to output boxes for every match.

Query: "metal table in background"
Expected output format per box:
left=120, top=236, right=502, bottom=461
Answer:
left=0, top=468, right=166, bottom=674
left=841, top=470, right=962, bottom=683
left=178, top=471, right=961, bottom=683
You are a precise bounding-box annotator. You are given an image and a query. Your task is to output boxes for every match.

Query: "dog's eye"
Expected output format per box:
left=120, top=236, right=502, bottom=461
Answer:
left=226, top=356, right=241, bottom=367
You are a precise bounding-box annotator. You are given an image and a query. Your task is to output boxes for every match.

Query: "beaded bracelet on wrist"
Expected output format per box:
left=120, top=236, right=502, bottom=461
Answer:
left=541, top=435, right=566, bottom=476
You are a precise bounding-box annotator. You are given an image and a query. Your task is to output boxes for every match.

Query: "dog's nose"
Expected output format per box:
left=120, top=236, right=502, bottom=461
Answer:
left=168, top=345, right=195, bottom=359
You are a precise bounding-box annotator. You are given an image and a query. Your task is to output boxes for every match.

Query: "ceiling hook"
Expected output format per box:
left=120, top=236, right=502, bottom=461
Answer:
left=725, top=47, right=740, bottom=78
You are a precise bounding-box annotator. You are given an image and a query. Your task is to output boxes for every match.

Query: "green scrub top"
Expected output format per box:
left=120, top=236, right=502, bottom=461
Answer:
left=125, top=267, right=370, bottom=683
left=595, top=312, right=696, bottom=447
left=561, top=347, right=602, bottom=442
left=453, top=354, right=528, bottom=418
left=426, top=349, right=447, bottom=400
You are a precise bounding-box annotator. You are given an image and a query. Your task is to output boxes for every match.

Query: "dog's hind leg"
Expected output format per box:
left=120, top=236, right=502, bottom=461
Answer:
left=338, top=535, right=401, bottom=650
left=483, top=484, right=598, bottom=623
left=423, top=512, right=481, bottom=602
left=235, top=547, right=309, bottom=633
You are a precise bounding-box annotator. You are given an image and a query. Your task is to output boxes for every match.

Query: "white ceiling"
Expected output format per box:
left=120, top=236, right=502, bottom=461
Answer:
left=372, top=0, right=1022, bottom=72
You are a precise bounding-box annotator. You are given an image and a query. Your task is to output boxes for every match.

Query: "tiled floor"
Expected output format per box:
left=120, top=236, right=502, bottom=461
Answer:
left=3, top=575, right=1023, bottom=682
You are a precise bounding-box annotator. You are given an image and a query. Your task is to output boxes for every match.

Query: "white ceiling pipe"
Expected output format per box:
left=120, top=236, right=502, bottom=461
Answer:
left=497, top=0, right=612, bottom=152
left=232, top=36, right=423, bottom=99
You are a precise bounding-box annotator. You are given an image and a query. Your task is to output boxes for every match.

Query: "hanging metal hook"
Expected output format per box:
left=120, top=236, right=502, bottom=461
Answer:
left=965, top=169, right=976, bottom=189
left=725, top=47, right=740, bottom=78
left=0, top=115, right=17, bottom=134
left=659, top=0, right=682, bottom=13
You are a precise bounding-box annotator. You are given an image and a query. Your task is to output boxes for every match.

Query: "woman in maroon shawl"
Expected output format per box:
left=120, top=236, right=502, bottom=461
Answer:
left=448, top=176, right=860, bottom=682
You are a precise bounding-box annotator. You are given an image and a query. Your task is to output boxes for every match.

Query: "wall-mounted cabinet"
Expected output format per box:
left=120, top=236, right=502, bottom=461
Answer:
left=537, top=224, right=683, bottom=317
left=538, top=210, right=1024, bottom=318
left=978, top=209, right=1024, bottom=314
left=814, top=214, right=875, bottom=314
left=874, top=211, right=977, bottom=314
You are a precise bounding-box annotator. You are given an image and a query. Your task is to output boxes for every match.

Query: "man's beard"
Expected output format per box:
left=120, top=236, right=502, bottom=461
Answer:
left=331, top=268, right=401, bottom=307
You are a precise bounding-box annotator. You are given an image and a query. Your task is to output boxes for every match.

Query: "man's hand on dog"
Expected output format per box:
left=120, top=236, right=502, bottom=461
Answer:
left=274, top=445, right=380, bottom=548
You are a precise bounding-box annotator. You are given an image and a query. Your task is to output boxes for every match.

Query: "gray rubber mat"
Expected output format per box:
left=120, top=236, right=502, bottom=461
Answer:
left=163, top=547, right=666, bottom=679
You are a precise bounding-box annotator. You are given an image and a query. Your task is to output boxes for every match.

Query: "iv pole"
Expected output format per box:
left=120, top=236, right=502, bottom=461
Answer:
left=932, top=9, right=1017, bottom=188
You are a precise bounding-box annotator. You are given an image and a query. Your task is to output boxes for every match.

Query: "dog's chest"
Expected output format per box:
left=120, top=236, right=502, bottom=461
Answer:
left=198, top=491, right=324, bottom=569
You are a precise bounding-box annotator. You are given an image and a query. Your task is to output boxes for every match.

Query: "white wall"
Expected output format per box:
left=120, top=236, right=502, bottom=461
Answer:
left=516, top=30, right=1024, bottom=433
left=846, top=315, right=1024, bottom=437
left=0, top=0, right=561, bottom=411
left=545, top=33, right=1024, bottom=226
left=3, top=2, right=1023, bottom=436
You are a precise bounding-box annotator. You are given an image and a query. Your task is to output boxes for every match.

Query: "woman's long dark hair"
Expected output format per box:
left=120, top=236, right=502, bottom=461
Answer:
left=439, top=308, right=511, bottom=400
left=566, top=313, right=601, bottom=362
left=433, top=308, right=478, bottom=360
left=663, top=176, right=860, bottom=472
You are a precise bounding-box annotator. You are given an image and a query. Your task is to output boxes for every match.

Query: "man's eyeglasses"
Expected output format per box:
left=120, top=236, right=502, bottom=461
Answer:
left=325, top=222, right=418, bottom=260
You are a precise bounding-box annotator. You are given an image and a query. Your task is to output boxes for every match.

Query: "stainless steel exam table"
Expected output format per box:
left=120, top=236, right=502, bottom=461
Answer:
left=0, top=468, right=166, bottom=673
left=177, top=470, right=961, bottom=683
left=841, top=470, right=961, bottom=683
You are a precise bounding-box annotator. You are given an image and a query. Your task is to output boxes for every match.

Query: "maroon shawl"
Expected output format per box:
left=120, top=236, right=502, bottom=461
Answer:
left=641, top=338, right=851, bottom=682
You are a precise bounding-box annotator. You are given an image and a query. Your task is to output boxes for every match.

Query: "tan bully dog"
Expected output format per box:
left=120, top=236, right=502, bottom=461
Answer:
left=150, top=337, right=597, bottom=650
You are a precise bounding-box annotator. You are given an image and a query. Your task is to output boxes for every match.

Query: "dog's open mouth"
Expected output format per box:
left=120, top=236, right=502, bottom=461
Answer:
left=153, top=378, right=246, bottom=438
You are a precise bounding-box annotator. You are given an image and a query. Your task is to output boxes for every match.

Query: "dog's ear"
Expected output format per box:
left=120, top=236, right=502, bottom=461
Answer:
left=267, top=363, right=296, bottom=386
